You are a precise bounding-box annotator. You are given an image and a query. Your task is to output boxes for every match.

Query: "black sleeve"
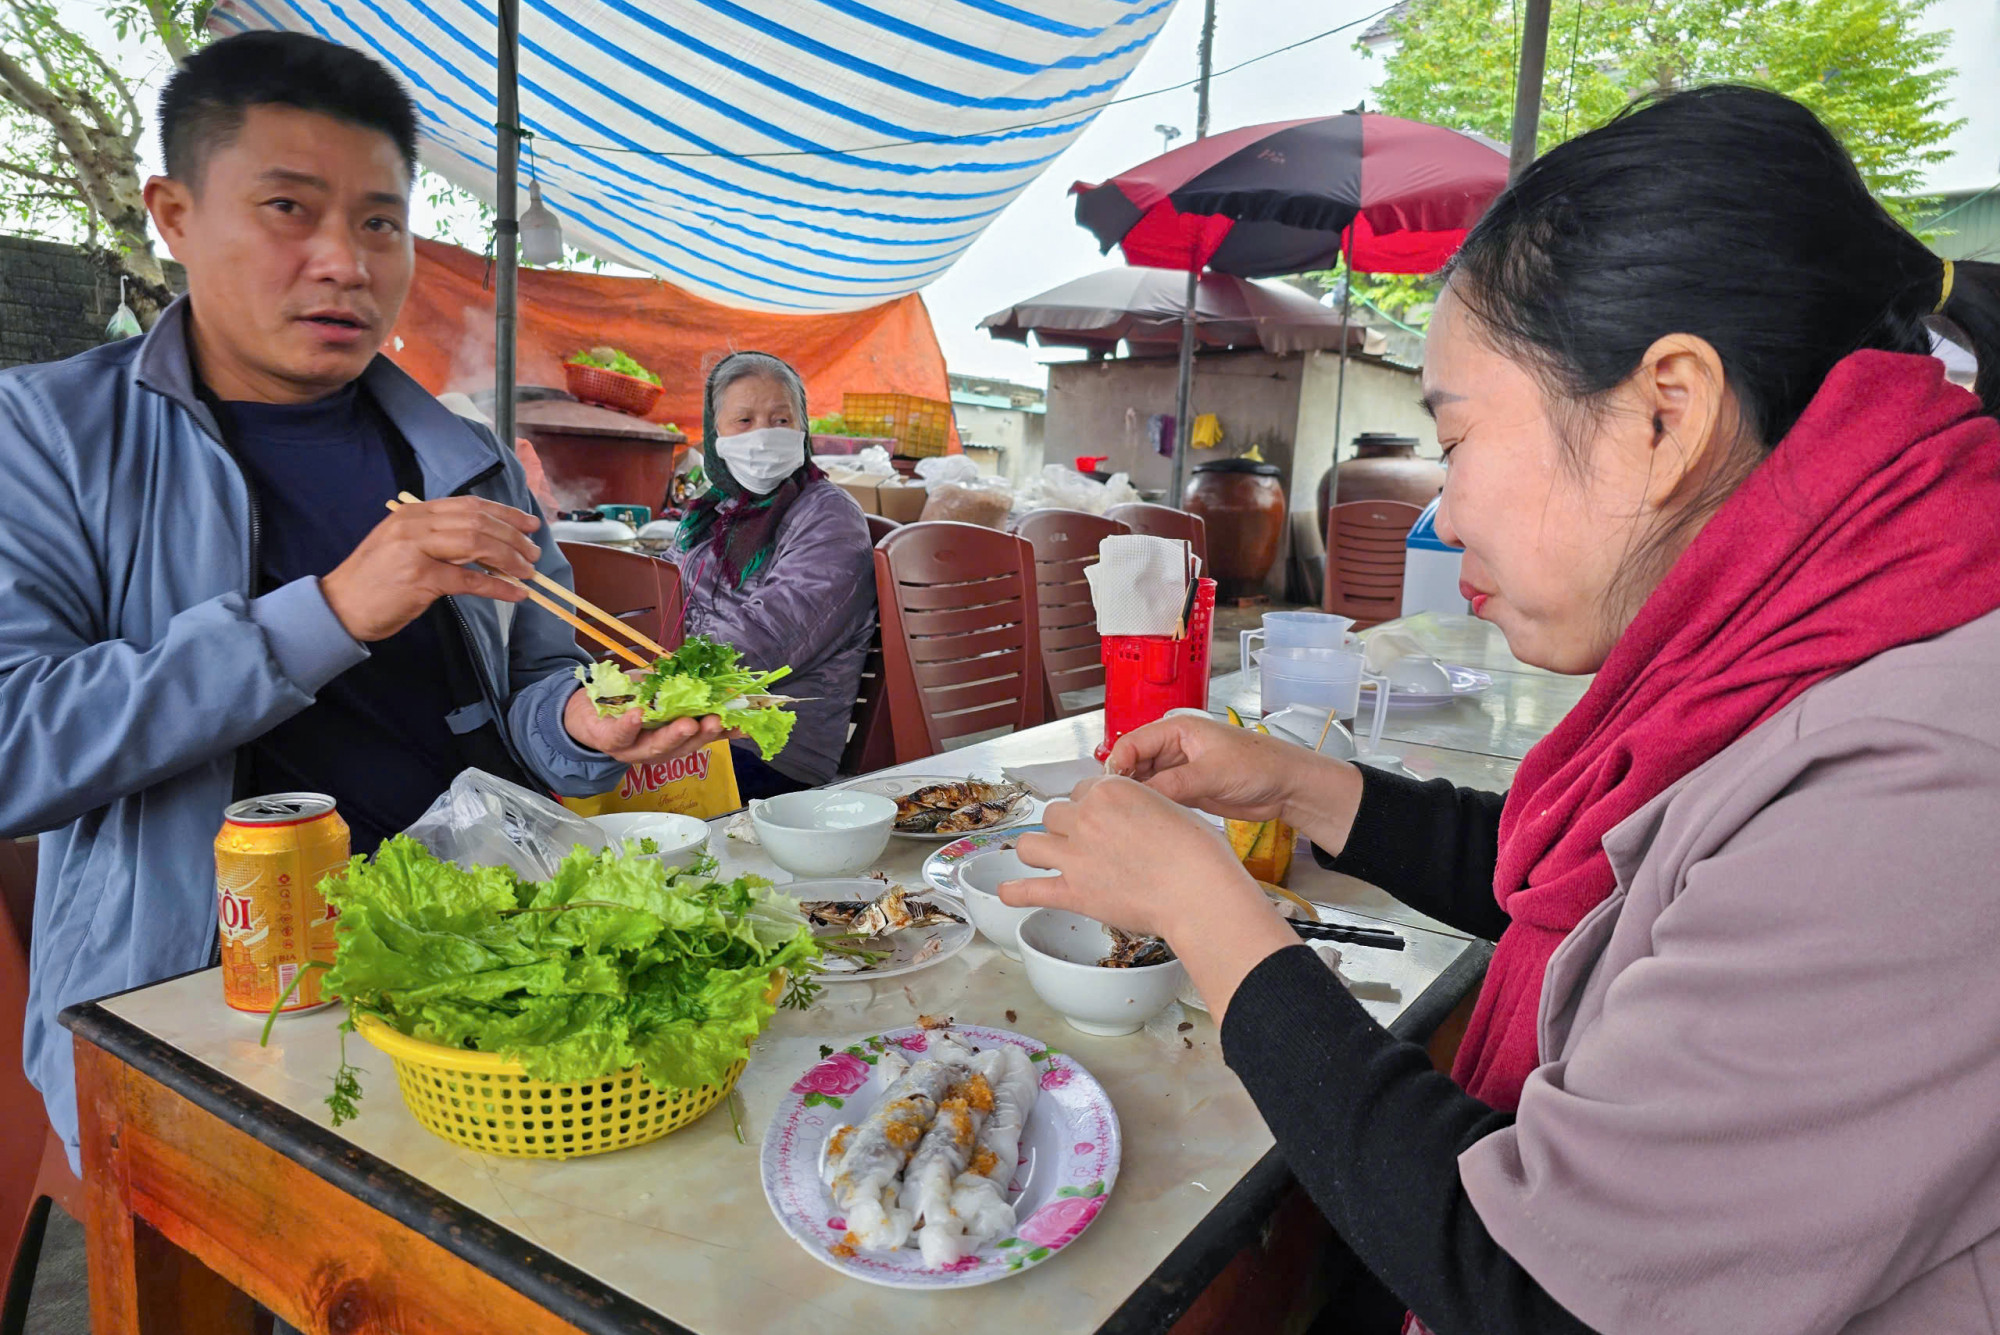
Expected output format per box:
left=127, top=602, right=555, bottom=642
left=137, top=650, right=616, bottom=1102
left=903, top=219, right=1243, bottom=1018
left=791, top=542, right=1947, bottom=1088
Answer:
left=1314, top=763, right=1511, bottom=942
left=1222, top=947, right=1598, bottom=1335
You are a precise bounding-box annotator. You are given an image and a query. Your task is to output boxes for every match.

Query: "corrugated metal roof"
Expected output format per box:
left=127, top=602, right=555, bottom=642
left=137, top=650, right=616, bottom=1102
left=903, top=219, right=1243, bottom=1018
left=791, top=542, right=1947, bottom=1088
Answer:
left=1926, top=187, right=2000, bottom=262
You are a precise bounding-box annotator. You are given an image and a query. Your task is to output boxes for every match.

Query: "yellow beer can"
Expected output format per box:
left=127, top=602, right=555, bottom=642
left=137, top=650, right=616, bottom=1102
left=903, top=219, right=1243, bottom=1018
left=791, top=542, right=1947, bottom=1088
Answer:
left=214, top=793, right=348, bottom=1014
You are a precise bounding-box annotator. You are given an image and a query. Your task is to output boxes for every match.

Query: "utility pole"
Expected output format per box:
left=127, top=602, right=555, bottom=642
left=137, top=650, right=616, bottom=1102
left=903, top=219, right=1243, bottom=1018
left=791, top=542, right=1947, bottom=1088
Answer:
left=1168, top=0, right=1216, bottom=508
left=1507, top=0, right=1553, bottom=180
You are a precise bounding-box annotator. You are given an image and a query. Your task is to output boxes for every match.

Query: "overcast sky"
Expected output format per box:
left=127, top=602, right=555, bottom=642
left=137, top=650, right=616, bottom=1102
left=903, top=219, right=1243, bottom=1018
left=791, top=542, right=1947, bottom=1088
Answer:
left=63, top=0, right=1998, bottom=388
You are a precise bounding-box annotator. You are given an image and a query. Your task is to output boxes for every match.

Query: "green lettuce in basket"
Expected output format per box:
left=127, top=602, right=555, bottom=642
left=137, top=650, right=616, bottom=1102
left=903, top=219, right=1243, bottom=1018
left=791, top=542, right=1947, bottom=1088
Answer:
left=566, top=345, right=661, bottom=386
left=296, top=838, right=824, bottom=1124
left=574, top=634, right=797, bottom=760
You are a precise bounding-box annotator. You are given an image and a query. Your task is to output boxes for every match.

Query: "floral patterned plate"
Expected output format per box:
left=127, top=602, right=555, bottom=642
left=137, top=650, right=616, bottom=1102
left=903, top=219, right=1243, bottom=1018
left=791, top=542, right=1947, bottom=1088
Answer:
left=759, top=1025, right=1120, bottom=1289
left=921, top=824, right=1045, bottom=895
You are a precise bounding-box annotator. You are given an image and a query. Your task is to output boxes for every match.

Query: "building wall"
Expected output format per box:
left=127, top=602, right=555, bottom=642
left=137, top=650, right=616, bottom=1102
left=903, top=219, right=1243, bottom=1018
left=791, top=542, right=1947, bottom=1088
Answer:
left=1293, top=348, right=1438, bottom=519
left=950, top=400, right=1047, bottom=485
left=0, top=235, right=186, bottom=369
left=1046, top=350, right=1309, bottom=497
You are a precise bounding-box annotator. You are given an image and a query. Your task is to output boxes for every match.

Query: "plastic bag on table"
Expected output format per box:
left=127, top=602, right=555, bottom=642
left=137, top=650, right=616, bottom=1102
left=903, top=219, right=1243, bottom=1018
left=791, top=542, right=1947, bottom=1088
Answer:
left=402, top=768, right=608, bottom=881
left=825, top=445, right=897, bottom=482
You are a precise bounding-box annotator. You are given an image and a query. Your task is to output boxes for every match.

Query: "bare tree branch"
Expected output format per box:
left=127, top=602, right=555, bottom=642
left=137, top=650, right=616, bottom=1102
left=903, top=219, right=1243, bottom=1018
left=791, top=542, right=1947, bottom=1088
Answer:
left=146, top=0, right=193, bottom=65
left=0, top=155, right=79, bottom=189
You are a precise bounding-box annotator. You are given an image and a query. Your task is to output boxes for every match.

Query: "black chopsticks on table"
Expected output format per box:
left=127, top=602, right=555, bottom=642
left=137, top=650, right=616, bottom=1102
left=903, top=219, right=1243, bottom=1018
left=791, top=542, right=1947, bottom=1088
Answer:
left=1290, top=920, right=1405, bottom=951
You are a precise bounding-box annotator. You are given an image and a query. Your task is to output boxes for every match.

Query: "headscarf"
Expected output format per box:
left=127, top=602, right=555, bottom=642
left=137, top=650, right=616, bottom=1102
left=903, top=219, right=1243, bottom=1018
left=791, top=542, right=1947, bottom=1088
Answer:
left=678, top=351, right=825, bottom=587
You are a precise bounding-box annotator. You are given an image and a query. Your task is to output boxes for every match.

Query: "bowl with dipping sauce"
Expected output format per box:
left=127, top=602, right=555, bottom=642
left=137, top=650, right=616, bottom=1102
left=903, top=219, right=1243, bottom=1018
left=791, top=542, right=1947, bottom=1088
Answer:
left=1017, top=909, right=1188, bottom=1036
left=953, top=848, right=1056, bottom=959
left=749, top=790, right=897, bottom=877
left=586, top=812, right=711, bottom=872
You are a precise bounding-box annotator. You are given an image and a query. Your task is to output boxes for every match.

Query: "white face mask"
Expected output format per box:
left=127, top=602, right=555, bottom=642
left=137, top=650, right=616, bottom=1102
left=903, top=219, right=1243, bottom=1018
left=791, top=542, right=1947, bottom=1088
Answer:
left=713, top=426, right=807, bottom=495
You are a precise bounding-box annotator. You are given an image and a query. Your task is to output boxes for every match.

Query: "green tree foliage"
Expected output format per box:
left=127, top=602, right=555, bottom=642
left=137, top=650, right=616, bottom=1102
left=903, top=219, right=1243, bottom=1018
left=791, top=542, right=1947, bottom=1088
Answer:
left=1324, top=0, right=1962, bottom=326
left=0, top=1, right=208, bottom=322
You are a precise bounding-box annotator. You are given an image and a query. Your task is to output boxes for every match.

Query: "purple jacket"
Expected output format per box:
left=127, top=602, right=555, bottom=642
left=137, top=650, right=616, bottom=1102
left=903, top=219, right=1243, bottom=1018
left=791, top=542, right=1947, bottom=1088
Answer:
left=676, top=478, right=875, bottom=785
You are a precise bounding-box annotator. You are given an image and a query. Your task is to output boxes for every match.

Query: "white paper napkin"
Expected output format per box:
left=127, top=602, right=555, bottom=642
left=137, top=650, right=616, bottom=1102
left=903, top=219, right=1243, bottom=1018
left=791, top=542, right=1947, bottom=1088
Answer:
left=1086, top=534, right=1190, bottom=636
left=1362, top=627, right=1428, bottom=674
left=1001, top=759, right=1106, bottom=801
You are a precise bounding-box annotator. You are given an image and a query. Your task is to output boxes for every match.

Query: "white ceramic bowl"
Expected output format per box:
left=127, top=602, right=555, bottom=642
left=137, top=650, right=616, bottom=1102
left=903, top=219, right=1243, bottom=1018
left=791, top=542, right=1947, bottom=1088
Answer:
left=954, top=849, right=1057, bottom=959
left=1017, top=909, right=1188, bottom=1036
left=1259, top=705, right=1358, bottom=759
left=749, top=789, right=897, bottom=877
left=586, top=812, right=710, bottom=872
left=1384, top=653, right=1454, bottom=695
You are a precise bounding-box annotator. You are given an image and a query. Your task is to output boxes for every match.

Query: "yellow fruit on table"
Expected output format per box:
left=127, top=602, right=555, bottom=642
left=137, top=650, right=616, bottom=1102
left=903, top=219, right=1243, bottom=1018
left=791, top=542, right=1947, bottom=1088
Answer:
left=1225, top=815, right=1295, bottom=886
left=1225, top=706, right=1245, bottom=728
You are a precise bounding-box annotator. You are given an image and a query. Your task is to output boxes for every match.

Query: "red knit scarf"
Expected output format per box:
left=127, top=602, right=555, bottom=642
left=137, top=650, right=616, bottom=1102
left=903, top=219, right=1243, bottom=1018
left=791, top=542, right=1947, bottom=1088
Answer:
left=1454, top=351, right=2000, bottom=1111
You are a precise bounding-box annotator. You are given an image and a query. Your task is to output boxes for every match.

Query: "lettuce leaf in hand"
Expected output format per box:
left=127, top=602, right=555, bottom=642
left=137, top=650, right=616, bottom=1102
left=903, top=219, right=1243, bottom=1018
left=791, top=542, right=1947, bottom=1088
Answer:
left=574, top=634, right=797, bottom=760
left=316, top=838, right=821, bottom=1120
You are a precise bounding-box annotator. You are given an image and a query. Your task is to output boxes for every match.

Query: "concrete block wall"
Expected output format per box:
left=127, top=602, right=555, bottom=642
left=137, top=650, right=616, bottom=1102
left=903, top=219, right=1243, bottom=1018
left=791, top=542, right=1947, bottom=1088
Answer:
left=0, top=235, right=185, bottom=370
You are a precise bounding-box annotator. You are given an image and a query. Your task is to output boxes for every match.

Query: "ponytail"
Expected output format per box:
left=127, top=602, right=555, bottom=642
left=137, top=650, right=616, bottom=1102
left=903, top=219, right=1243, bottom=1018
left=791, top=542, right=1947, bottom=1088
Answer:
left=1935, top=259, right=2000, bottom=420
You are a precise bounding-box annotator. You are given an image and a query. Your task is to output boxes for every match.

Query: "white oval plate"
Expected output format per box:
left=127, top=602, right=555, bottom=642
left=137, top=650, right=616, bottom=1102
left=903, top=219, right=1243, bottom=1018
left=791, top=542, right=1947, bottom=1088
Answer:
left=842, top=774, right=1040, bottom=841
left=1357, top=664, right=1493, bottom=707
left=760, top=1025, right=1120, bottom=1288
left=921, top=824, right=1046, bottom=895
left=788, top=877, right=973, bottom=981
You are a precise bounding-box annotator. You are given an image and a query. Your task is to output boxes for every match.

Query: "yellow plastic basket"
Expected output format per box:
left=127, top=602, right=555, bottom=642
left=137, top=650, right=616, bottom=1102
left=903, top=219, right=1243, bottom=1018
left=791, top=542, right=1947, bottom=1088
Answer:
left=356, top=1015, right=741, bottom=1160
left=841, top=392, right=953, bottom=458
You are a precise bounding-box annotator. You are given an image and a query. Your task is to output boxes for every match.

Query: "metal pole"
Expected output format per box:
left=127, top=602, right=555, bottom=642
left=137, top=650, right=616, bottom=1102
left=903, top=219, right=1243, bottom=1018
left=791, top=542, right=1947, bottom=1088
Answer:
left=1330, top=280, right=1353, bottom=497
left=1507, top=0, right=1553, bottom=180
left=1168, top=0, right=1217, bottom=508
left=495, top=0, right=521, bottom=450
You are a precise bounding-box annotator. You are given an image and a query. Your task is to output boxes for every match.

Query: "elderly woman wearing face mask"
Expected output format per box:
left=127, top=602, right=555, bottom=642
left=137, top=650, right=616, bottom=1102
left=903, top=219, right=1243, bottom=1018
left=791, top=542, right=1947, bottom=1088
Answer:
left=676, top=351, right=875, bottom=798
left=1001, top=86, right=2000, bottom=1335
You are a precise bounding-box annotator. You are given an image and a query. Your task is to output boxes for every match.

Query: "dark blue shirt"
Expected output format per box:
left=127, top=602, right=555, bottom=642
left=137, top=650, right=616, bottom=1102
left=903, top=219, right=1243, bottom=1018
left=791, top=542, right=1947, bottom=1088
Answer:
left=220, top=384, right=463, bottom=853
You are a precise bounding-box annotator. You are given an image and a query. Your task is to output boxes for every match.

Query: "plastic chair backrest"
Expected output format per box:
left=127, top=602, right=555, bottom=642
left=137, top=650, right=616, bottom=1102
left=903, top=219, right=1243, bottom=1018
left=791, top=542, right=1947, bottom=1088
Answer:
left=863, top=513, right=901, bottom=544
left=1104, top=502, right=1209, bottom=573
left=839, top=519, right=903, bottom=776
left=1014, top=509, right=1129, bottom=718
left=1324, top=499, right=1424, bottom=630
left=557, top=542, right=685, bottom=655
left=873, top=522, right=1045, bottom=763
left=2, top=837, right=80, bottom=1332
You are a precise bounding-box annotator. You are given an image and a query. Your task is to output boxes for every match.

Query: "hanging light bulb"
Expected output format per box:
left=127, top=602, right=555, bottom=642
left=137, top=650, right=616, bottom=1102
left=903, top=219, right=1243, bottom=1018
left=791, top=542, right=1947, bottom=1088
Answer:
left=519, top=180, right=565, bottom=266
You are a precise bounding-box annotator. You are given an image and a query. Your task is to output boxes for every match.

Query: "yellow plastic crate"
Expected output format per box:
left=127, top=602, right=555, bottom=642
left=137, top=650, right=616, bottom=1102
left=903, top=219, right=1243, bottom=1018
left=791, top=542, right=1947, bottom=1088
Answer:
left=841, top=392, right=953, bottom=458
left=356, top=1014, right=741, bottom=1159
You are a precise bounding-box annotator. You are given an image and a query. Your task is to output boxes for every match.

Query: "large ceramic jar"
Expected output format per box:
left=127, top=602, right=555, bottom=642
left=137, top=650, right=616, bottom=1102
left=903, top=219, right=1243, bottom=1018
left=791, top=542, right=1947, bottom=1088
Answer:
left=1316, top=433, right=1446, bottom=542
left=1184, top=458, right=1286, bottom=599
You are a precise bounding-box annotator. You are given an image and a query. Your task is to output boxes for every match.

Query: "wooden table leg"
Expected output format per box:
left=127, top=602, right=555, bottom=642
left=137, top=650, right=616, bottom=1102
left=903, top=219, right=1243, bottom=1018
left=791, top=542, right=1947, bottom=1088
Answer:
left=77, top=1041, right=259, bottom=1335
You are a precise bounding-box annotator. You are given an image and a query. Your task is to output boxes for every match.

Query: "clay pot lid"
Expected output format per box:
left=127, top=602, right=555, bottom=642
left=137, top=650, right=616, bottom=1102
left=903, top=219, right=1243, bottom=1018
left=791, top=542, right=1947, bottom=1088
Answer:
left=1351, top=432, right=1421, bottom=449
left=1192, top=457, right=1283, bottom=476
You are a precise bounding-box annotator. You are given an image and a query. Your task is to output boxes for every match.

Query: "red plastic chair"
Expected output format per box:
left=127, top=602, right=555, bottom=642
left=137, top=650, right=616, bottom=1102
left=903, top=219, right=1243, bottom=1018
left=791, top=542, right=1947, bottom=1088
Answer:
left=1104, top=502, right=1209, bottom=574
left=556, top=542, right=685, bottom=655
left=873, top=522, right=1044, bottom=763
left=2, top=837, right=81, bottom=1335
left=1323, top=500, right=1423, bottom=630
left=1013, top=509, right=1129, bottom=719
left=839, top=518, right=902, bottom=776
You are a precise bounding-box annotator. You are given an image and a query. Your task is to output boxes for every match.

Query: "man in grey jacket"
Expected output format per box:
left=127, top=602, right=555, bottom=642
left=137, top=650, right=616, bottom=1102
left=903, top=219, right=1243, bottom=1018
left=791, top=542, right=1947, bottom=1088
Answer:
left=1, top=32, right=722, bottom=1166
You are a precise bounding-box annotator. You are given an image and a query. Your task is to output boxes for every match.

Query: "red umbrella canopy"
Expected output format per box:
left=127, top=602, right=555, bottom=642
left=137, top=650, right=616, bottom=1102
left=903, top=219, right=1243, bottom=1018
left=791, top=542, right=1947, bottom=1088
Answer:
left=1072, top=112, right=1507, bottom=277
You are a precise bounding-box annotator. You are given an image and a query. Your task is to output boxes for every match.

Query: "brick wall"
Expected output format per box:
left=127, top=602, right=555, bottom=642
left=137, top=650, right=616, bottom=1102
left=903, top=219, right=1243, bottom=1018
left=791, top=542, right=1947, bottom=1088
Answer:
left=0, top=234, right=185, bottom=370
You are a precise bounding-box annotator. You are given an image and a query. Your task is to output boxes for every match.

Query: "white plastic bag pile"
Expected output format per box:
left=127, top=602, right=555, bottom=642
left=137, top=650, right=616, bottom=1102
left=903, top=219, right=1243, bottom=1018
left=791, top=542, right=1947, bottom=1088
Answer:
left=1014, top=465, right=1139, bottom=517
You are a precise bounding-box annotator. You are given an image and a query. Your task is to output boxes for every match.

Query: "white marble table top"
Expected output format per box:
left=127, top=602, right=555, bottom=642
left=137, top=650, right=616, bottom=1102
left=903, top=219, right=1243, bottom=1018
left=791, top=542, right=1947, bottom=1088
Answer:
left=97, top=710, right=1485, bottom=1335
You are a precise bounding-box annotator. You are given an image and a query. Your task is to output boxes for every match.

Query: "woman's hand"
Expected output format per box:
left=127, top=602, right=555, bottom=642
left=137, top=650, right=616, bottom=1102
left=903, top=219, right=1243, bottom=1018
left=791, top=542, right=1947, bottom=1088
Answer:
left=1108, top=714, right=1368, bottom=855
left=1000, top=776, right=1256, bottom=939
left=998, top=776, right=1300, bottom=1024
left=562, top=687, right=727, bottom=765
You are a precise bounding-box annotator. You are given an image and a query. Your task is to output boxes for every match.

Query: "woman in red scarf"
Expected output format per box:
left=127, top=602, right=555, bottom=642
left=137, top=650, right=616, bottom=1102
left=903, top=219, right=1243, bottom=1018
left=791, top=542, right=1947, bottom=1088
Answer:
left=1004, top=86, right=2000, bottom=1333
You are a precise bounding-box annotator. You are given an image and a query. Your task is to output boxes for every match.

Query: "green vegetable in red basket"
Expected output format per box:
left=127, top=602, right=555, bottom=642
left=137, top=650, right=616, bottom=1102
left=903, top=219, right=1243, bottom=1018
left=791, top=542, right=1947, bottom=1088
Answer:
left=308, top=838, right=824, bottom=1122
left=567, top=344, right=661, bottom=386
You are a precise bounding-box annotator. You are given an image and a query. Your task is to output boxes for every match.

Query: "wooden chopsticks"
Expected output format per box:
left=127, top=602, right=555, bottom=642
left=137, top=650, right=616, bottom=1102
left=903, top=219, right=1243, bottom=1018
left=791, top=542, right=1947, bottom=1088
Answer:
left=383, top=493, right=660, bottom=670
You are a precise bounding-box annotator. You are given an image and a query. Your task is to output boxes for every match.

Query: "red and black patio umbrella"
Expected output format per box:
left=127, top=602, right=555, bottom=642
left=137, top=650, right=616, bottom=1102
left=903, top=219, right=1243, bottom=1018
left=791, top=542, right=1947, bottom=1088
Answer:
left=1073, top=112, right=1506, bottom=501
left=1072, top=112, right=1508, bottom=279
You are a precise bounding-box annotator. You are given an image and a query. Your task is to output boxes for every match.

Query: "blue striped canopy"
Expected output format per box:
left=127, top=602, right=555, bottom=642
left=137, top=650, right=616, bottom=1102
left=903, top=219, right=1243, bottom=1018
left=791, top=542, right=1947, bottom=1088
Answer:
left=210, top=0, right=1178, bottom=312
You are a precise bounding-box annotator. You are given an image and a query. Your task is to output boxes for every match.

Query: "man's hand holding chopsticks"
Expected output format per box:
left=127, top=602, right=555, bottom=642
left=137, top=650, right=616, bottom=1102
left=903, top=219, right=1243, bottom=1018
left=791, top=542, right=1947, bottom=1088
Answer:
left=322, top=496, right=542, bottom=641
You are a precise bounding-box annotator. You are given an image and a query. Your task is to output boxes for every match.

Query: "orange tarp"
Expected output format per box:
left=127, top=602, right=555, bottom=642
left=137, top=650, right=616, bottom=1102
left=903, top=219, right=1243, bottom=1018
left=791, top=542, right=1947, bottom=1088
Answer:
left=387, top=237, right=958, bottom=447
